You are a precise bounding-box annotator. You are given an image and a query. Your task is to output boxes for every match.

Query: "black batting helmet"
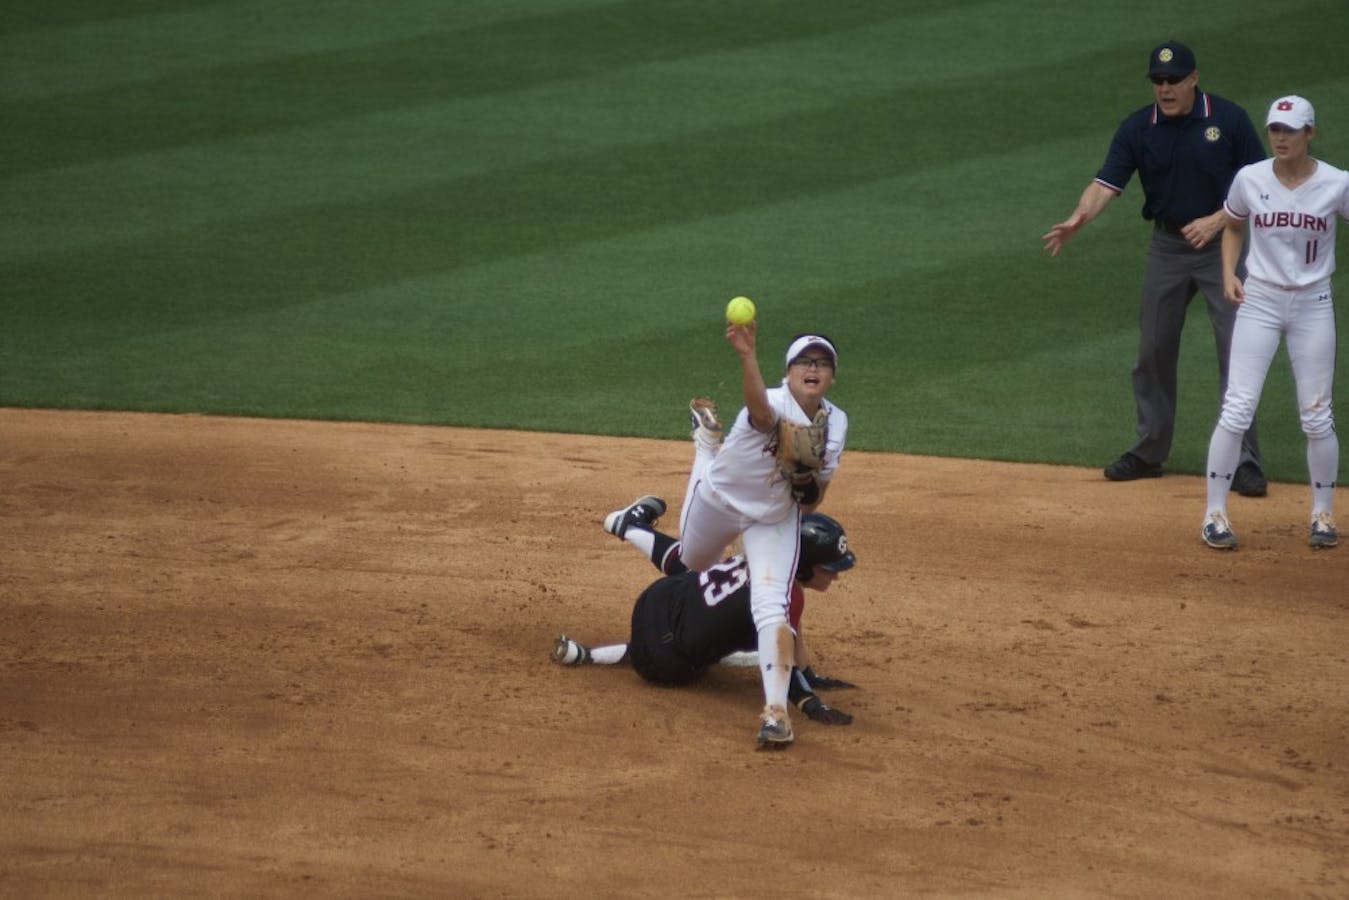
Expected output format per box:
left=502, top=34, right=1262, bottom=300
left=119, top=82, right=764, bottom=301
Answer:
left=796, top=512, right=856, bottom=581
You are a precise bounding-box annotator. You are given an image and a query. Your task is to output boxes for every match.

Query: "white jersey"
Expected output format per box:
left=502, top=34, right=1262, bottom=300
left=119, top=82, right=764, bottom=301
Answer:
left=704, top=384, right=848, bottom=523
left=1224, top=158, right=1349, bottom=291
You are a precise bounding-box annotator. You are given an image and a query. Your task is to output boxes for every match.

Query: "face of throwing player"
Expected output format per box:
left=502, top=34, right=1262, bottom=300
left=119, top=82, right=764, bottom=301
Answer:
left=1267, top=123, right=1313, bottom=161
left=786, top=348, right=835, bottom=408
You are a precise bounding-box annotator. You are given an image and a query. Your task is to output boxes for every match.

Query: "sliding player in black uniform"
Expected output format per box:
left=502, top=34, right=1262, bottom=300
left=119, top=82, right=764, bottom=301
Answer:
left=552, top=498, right=858, bottom=732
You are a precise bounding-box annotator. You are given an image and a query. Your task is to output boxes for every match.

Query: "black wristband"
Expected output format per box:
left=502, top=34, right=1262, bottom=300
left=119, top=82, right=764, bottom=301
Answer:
left=793, top=478, right=820, bottom=505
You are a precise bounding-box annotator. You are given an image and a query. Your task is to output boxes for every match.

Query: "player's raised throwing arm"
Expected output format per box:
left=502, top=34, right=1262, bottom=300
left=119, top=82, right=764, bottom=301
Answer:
left=727, top=322, right=775, bottom=433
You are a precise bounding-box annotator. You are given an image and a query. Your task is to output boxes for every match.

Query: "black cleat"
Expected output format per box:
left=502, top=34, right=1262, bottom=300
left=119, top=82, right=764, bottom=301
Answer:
left=603, top=495, right=667, bottom=539
left=1231, top=461, right=1268, bottom=497
left=1104, top=452, right=1163, bottom=481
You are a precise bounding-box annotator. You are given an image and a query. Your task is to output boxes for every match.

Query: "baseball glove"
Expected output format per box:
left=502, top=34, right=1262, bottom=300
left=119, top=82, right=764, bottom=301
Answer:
left=776, top=407, right=829, bottom=482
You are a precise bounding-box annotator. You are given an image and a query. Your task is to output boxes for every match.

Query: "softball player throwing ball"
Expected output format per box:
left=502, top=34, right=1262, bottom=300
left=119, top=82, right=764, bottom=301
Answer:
left=1201, top=95, right=1347, bottom=550
left=676, top=321, right=848, bottom=748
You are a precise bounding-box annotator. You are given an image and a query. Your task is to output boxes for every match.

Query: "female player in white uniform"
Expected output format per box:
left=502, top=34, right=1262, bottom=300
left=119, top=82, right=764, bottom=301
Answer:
left=1202, top=95, right=1348, bottom=550
left=678, top=324, right=847, bottom=747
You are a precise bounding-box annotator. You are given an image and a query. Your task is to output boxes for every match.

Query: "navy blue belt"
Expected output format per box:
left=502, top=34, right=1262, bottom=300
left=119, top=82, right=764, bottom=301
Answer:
left=1154, top=220, right=1185, bottom=235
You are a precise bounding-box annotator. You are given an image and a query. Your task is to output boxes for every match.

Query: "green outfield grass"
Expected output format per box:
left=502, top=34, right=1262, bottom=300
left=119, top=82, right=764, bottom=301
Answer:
left=3, top=0, right=1347, bottom=481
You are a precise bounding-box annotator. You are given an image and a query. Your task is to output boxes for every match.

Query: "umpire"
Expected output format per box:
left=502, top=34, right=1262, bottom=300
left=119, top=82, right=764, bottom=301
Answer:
left=1043, top=40, right=1267, bottom=495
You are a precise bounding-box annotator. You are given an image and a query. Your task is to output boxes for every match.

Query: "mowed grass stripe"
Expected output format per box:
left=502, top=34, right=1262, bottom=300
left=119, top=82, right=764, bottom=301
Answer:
left=0, top=1, right=591, bottom=89
left=0, top=134, right=1137, bottom=438
left=3, top=44, right=1186, bottom=327
left=0, top=1, right=950, bottom=177
left=12, top=0, right=1343, bottom=261
left=9, top=3, right=1337, bottom=260
left=7, top=1, right=1045, bottom=262
left=2, top=8, right=1041, bottom=261
left=0, top=46, right=1308, bottom=400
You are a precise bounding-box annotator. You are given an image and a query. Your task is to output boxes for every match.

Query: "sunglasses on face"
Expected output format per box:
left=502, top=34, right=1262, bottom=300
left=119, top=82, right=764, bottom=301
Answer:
left=1150, top=75, right=1187, bottom=86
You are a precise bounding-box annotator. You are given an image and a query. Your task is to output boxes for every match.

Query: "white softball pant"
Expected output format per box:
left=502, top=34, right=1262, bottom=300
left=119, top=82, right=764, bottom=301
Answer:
left=678, top=480, right=800, bottom=631
left=677, top=441, right=802, bottom=712
left=1216, top=278, right=1336, bottom=438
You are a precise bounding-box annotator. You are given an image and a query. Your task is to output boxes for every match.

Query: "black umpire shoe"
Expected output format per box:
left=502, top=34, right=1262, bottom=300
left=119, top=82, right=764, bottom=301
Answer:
left=1104, top=452, right=1163, bottom=481
left=1231, top=461, right=1268, bottom=497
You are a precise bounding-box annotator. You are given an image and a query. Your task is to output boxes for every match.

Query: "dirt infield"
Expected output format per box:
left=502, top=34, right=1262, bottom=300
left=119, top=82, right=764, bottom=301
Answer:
left=2, top=408, right=1346, bottom=898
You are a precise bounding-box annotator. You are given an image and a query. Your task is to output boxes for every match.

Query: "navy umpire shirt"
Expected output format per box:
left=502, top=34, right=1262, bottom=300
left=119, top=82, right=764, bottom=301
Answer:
left=1094, top=90, right=1265, bottom=231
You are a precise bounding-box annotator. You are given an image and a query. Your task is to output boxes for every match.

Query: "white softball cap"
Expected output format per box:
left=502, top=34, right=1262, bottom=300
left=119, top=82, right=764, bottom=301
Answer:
left=784, top=334, right=838, bottom=369
left=1267, top=95, right=1314, bottom=129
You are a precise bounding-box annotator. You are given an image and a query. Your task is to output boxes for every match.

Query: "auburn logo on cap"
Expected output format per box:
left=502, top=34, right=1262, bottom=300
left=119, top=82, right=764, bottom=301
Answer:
left=1277, top=100, right=1294, bottom=111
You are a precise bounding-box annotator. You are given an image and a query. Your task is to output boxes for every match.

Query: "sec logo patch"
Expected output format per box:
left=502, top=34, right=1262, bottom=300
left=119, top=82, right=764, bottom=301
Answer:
left=1205, top=126, right=1222, bottom=142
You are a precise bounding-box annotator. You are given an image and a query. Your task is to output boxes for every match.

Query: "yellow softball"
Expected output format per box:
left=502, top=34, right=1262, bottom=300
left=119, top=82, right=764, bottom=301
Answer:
left=725, top=295, right=756, bottom=326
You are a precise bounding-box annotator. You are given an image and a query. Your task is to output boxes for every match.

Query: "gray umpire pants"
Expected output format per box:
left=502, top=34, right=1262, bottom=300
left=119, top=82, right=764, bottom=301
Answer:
left=1129, top=227, right=1261, bottom=468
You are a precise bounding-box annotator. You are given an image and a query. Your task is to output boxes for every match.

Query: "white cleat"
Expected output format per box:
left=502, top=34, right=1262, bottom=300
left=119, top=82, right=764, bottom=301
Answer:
left=1309, top=511, right=1339, bottom=549
left=756, top=704, right=794, bottom=750
left=1201, top=511, right=1238, bottom=550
